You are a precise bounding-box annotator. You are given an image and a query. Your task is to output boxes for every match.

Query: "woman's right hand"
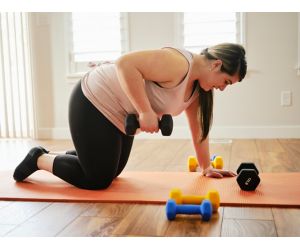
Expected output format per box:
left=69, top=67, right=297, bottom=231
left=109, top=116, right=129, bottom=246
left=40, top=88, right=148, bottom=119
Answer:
left=138, top=110, right=159, bottom=133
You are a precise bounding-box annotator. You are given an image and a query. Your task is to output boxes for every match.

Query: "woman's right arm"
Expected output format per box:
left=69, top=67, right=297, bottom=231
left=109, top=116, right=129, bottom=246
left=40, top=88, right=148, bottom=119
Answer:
left=116, top=53, right=158, bottom=133
left=115, top=49, right=188, bottom=133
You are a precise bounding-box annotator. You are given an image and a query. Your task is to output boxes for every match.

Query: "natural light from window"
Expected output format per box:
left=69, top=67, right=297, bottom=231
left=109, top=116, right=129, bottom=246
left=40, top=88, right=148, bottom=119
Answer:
left=183, top=12, right=238, bottom=53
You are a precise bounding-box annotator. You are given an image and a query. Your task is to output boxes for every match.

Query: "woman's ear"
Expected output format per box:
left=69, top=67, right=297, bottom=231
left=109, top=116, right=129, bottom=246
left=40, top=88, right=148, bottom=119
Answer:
left=211, top=59, right=223, bottom=71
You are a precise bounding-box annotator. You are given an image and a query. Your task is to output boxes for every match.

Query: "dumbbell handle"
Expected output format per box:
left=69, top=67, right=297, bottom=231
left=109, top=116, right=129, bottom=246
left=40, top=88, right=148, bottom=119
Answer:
left=175, top=204, right=203, bottom=215
left=166, top=199, right=212, bottom=221
left=178, top=195, right=205, bottom=204
left=125, top=114, right=173, bottom=136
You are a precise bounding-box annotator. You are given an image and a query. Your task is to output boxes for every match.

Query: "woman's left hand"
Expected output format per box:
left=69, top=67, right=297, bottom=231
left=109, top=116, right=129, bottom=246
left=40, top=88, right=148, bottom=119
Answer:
left=202, top=167, right=237, bottom=178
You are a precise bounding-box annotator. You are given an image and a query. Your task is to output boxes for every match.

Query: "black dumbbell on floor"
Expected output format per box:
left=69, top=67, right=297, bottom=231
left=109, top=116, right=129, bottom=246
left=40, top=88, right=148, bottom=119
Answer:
left=236, top=162, right=260, bottom=191
left=125, top=114, right=173, bottom=136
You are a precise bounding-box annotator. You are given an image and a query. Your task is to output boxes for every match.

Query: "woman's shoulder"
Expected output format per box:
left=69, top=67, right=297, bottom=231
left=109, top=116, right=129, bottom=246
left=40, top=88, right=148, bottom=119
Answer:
left=162, top=47, right=193, bottom=62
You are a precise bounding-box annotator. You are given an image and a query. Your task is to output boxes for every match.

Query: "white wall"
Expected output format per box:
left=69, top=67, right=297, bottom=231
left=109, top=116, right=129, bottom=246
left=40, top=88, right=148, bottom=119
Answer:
left=212, top=13, right=300, bottom=138
left=29, top=12, right=300, bottom=139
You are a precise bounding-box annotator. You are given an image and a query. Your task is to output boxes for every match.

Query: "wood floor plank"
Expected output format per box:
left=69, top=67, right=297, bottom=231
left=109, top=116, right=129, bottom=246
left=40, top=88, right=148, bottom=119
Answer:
left=164, top=207, right=224, bottom=236
left=223, top=207, right=273, bottom=220
left=165, top=139, right=191, bottom=166
left=129, top=140, right=185, bottom=171
left=82, top=203, right=135, bottom=218
left=272, top=208, right=300, bottom=236
left=58, top=216, right=122, bottom=236
left=125, top=140, right=166, bottom=171
left=256, top=139, right=285, bottom=153
left=140, top=139, right=186, bottom=171
left=256, top=139, right=293, bottom=172
left=278, top=139, right=300, bottom=172
left=0, top=201, right=50, bottom=225
left=221, top=219, right=277, bottom=237
left=0, top=139, right=36, bottom=170
left=112, top=204, right=168, bottom=236
left=209, top=141, right=232, bottom=168
left=59, top=203, right=135, bottom=236
left=124, top=140, right=146, bottom=171
left=229, top=139, right=261, bottom=173
left=164, top=140, right=192, bottom=172
left=6, top=202, right=90, bottom=236
left=37, top=139, right=74, bottom=152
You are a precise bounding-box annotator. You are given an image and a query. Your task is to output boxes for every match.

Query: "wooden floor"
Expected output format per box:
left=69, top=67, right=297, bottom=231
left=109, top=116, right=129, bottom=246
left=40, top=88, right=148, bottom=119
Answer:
left=0, top=138, right=300, bottom=237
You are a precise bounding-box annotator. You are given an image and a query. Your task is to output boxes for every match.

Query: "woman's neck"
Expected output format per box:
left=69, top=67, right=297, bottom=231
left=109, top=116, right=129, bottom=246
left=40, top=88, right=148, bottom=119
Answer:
left=189, top=54, right=208, bottom=83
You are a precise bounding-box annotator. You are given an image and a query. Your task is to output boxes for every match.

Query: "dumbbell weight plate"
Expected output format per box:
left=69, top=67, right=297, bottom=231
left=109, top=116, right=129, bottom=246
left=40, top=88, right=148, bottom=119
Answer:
left=125, top=114, right=139, bottom=135
left=237, top=169, right=261, bottom=191
left=237, top=162, right=259, bottom=175
left=166, top=199, right=177, bottom=220
left=188, top=156, right=198, bottom=172
left=160, top=114, right=173, bottom=136
left=211, top=156, right=223, bottom=169
left=200, top=199, right=213, bottom=221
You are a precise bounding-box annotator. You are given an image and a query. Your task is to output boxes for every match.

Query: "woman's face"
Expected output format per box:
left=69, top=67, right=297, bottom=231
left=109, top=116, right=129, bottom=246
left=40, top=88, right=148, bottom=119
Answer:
left=199, top=59, right=240, bottom=91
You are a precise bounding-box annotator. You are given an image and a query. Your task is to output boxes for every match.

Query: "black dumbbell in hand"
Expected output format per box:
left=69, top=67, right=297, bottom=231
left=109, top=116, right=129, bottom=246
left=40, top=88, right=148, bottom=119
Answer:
left=236, top=162, right=260, bottom=191
left=125, top=114, right=173, bottom=136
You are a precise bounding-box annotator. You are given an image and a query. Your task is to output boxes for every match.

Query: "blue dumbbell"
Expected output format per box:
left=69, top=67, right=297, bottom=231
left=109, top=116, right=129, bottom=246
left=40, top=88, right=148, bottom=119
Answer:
left=211, top=154, right=217, bottom=161
left=166, top=199, right=213, bottom=221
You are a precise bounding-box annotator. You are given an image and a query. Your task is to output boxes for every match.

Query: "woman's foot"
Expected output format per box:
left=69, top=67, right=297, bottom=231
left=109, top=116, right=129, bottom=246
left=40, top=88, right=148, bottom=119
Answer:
left=13, top=146, right=48, bottom=182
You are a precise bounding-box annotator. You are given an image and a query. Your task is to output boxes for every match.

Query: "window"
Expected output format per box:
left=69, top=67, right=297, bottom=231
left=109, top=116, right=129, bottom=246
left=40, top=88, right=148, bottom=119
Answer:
left=67, top=12, right=128, bottom=76
left=298, top=12, right=300, bottom=75
left=0, top=13, right=34, bottom=138
left=178, top=12, right=245, bottom=53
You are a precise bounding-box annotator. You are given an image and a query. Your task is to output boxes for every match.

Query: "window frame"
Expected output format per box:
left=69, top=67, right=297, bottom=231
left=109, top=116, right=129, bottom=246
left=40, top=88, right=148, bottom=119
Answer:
left=174, top=12, right=246, bottom=50
left=65, top=12, right=129, bottom=81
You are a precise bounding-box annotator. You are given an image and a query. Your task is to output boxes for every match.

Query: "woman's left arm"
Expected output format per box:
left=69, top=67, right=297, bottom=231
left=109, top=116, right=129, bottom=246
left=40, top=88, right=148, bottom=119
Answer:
left=185, top=97, right=211, bottom=171
left=185, top=97, right=236, bottom=178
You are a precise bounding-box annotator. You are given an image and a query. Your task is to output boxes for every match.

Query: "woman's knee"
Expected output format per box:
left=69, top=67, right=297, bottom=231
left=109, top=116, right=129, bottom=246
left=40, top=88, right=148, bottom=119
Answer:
left=81, top=176, right=114, bottom=190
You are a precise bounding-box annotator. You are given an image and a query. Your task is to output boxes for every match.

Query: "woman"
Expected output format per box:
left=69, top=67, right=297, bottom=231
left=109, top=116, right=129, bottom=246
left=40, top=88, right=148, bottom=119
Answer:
left=13, top=43, right=247, bottom=190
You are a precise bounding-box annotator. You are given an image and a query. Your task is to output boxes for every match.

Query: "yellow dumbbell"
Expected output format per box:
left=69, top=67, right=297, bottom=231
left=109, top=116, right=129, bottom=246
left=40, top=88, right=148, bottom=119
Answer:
left=188, top=155, right=223, bottom=172
left=211, top=155, right=223, bottom=169
left=169, top=188, right=220, bottom=213
left=188, top=156, right=198, bottom=172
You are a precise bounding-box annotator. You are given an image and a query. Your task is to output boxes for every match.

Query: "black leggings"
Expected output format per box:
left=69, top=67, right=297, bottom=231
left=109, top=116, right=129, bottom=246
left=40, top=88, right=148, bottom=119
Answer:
left=52, top=81, right=134, bottom=190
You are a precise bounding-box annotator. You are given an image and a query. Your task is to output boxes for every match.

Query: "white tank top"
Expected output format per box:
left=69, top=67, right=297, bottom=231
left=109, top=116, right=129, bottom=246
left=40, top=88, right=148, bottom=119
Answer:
left=81, top=47, right=199, bottom=134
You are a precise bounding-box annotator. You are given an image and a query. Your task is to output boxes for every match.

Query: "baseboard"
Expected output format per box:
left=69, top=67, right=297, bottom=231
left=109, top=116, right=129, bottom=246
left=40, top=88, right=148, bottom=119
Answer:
left=37, top=125, right=300, bottom=140
left=136, top=125, right=300, bottom=139
left=37, top=128, right=71, bottom=139
left=210, top=125, right=300, bottom=139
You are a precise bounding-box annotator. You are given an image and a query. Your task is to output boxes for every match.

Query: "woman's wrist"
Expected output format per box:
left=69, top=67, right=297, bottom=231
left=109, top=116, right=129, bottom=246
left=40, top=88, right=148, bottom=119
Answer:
left=202, top=165, right=213, bottom=175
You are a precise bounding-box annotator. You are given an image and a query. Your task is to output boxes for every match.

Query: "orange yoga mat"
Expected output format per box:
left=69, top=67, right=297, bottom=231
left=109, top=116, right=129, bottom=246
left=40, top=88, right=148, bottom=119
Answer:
left=1, top=170, right=300, bottom=208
